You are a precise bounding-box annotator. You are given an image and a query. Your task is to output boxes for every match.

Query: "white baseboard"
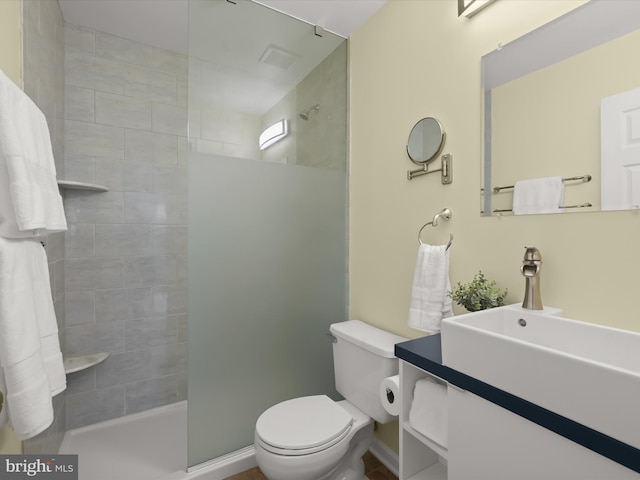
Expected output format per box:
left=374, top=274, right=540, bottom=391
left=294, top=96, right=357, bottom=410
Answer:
left=182, top=437, right=399, bottom=480
left=369, top=436, right=399, bottom=477
left=186, top=446, right=257, bottom=480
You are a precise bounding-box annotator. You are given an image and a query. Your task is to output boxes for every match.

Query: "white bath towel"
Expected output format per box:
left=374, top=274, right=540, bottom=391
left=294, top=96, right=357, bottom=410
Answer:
left=0, top=68, right=67, bottom=238
left=512, top=176, right=564, bottom=215
left=409, top=377, right=448, bottom=448
left=0, top=237, right=66, bottom=439
left=408, top=244, right=453, bottom=333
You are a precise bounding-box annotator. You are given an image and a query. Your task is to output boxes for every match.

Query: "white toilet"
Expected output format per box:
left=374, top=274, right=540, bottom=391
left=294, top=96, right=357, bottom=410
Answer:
left=254, top=320, right=406, bottom=480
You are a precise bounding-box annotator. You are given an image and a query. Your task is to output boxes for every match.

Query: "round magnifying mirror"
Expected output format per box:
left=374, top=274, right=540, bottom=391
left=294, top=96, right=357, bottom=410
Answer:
left=407, top=117, right=445, bottom=166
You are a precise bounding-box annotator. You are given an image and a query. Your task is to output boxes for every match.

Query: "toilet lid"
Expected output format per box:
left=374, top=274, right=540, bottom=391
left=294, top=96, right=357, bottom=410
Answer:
left=256, top=395, right=353, bottom=451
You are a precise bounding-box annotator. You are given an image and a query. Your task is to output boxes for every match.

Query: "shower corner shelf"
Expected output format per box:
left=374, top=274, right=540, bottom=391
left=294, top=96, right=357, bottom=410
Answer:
left=57, top=180, right=109, bottom=192
left=64, top=352, right=110, bottom=375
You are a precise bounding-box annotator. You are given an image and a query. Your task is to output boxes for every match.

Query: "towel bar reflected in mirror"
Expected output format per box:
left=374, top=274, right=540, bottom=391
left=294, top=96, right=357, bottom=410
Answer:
left=492, top=174, right=592, bottom=193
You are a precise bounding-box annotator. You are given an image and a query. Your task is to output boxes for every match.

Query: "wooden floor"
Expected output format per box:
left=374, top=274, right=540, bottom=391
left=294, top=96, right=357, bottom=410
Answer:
left=225, top=451, right=398, bottom=480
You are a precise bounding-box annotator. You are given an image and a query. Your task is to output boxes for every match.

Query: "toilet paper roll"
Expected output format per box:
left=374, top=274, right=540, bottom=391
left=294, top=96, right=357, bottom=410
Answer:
left=379, top=375, right=400, bottom=416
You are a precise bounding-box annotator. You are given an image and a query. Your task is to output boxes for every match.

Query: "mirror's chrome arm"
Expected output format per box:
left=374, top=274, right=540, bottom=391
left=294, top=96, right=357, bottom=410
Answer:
left=407, top=164, right=431, bottom=179
left=407, top=154, right=453, bottom=184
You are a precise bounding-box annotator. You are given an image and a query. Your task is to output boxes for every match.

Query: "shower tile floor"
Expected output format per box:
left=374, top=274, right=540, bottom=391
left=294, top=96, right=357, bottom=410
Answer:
left=224, top=452, right=398, bottom=480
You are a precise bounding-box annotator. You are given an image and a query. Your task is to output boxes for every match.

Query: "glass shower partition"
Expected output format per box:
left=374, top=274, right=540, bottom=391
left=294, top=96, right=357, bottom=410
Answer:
left=187, top=0, right=348, bottom=468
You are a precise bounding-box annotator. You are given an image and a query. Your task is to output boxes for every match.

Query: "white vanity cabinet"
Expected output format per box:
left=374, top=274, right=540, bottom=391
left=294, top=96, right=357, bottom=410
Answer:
left=396, top=337, right=640, bottom=480
left=399, top=359, right=448, bottom=480
left=446, top=386, right=638, bottom=480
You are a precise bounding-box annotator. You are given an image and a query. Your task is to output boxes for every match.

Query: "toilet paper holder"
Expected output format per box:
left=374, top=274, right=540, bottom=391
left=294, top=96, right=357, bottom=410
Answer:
left=385, top=387, right=395, bottom=405
left=380, top=375, right=401, bottom=417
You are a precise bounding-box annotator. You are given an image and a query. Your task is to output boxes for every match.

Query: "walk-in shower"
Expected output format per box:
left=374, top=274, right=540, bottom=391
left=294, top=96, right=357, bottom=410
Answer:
left=188, top=0, right=348, bottom=471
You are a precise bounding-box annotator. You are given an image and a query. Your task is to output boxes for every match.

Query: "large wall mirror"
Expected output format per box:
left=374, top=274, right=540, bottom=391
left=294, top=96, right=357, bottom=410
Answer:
left=482, top=0, right=640, bottom=216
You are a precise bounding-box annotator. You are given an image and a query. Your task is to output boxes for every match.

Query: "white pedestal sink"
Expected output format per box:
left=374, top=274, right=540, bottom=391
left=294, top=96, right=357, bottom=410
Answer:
left=441, top=304, right=640, bottom=451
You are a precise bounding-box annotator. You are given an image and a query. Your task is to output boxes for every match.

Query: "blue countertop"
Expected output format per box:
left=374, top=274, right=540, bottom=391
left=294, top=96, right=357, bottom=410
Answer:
left=395, top=334, right=640, bottom=474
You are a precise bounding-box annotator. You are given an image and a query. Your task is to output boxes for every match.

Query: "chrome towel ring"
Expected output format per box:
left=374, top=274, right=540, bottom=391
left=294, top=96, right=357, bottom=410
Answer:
left=418, top=208, right=453, bottom=249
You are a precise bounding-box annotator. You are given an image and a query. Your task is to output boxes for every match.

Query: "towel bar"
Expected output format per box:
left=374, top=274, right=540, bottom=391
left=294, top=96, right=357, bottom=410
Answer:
left=492, top=174, right=592, bottom=193
left=492, top=202, right=593, bottom=213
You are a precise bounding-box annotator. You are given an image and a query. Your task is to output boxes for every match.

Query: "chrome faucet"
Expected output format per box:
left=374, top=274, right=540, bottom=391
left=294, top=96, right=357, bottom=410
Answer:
left=521, top=246, right=543, bottom=310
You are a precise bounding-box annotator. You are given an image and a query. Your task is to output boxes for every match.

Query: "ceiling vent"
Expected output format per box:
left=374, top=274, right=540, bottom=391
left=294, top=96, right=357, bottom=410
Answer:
left=259, top=45, right=298, bottom=70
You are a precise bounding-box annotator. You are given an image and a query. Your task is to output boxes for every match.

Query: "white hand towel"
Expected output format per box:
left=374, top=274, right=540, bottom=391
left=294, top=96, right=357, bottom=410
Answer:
left=409, top=377, right=448, bottom=448
left=408, top=244, right=453, bottom=333
left=512, top=176, right=564, bottom=215
left=0, top=237, right=66, bottom=439
left=0, top=68, right=67, bottom=238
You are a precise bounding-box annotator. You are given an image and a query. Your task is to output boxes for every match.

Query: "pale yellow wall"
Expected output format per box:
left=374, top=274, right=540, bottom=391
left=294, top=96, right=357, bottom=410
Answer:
left=0, top=0, right=22, bottom=86
left=0, top=0, right=22, bottom=455
left=0, top=424, right=21, bottom=454
left=348, top=0, right=640, bottom=450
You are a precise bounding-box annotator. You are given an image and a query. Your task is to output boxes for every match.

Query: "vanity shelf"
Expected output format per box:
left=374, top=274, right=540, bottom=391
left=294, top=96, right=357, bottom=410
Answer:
left=57, top=180, right=109, bottom=192
left=407, top=462, right=447, bottom=480
left=64, top=352, right=110, bottom=374
left=399, top=358, right=448, bottom=480
left=402, top=421, right=448, bottom=459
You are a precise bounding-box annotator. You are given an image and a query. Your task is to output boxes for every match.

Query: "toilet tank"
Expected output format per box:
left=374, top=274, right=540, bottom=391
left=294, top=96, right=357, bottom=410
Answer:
left=330, top=320, right=407, bottom=424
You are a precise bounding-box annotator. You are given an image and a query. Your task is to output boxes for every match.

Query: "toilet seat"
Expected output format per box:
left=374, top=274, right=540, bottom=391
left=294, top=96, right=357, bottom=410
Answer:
left=255, top=395, right=353, bottom=456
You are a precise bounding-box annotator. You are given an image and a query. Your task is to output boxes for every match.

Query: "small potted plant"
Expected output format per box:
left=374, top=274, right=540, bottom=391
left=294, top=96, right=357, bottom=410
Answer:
left=449, top=271, right=507, bottom=312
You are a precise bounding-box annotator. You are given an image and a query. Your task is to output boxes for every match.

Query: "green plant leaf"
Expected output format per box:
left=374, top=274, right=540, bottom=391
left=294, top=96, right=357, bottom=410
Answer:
left=449, top=270, right=507, bottom=312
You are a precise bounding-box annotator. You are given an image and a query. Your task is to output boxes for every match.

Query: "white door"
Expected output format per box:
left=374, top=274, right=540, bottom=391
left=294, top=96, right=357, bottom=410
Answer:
left=601, top=86, right=640, bottom=210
